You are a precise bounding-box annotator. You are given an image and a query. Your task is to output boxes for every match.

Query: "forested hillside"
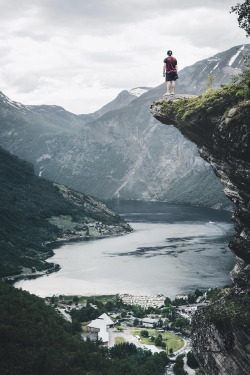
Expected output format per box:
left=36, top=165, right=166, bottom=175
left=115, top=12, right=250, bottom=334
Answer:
left=0, top=147, right=131, bottom=279
left=0, top=282, right=169, bottom=375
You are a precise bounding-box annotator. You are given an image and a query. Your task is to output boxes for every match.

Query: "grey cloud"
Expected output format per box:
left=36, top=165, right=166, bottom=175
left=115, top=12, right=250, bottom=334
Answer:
left=40, top=0, right=236, bottom=30
left=88, top=51, right=133, bottom=63
left=14, top=30, right=51, bottom=42
left=0, top=1, right=34, bottom=21
left=34, top=0, right=236, bottom=20
left=12, top=75, right=43, bottom=94
left=0, top=0, right=237, bottom=35
left=0, top=46, right=12, bottom=63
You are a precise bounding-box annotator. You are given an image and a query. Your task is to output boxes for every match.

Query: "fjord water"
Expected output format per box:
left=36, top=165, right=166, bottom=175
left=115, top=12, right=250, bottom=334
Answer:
left=16, top=201, right=235, bottom=299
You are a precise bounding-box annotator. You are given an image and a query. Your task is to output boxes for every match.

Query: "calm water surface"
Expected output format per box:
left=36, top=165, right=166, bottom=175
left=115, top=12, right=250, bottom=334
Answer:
left=15, top=201, right=235, bottom=299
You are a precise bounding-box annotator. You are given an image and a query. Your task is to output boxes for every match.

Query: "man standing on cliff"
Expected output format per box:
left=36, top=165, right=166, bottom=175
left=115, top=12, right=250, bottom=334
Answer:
left=163, top=50, right=178, bottom=95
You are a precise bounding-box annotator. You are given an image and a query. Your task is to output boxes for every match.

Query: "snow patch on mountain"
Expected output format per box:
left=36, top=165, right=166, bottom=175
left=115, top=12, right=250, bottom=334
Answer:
left=37, top=154, right=52, bottom=162
left=0, top=92, right=23, bottom=109
left=211, top=63, right=219, bottom=72
left=228, top=45, right=245, bottom=67
left=0, top=91, right=36, bottom=115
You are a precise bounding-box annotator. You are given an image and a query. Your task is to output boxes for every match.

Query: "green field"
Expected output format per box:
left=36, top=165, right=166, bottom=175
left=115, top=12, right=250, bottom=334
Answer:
left=115, top=337, right=126, bottom=344
left=59, top=294, right=116, bottom=304
left=129, top=328, right=184, bottom=353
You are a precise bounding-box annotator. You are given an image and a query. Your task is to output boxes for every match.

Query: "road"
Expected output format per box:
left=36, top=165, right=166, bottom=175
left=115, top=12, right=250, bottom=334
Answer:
left=165, top=335, right=196, bottom=375
left=109, top=328, right=196, bottom=374
left=56, top=308, right=72, bottom=322
left=108, top=328, right=163, bottom=353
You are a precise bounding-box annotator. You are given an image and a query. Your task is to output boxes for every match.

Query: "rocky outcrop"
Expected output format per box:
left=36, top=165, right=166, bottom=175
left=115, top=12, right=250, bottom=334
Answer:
left=151, top=89, right=250, bottom=290
left=192, top=307, right=250, bottom=375
left=150, top=87, right=250, bottom=375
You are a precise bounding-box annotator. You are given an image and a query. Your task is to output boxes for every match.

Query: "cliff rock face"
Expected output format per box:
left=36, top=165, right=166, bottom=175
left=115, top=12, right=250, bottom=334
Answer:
left=151, top=87, right=250, bottom=375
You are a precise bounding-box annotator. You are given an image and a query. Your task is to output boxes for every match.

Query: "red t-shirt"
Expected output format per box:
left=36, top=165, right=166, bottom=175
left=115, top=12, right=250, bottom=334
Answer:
left=163, top=56, right=177, bottom=73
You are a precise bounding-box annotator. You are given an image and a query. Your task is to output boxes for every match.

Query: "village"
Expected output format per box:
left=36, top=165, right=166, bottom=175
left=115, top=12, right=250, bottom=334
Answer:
left=49, top=289, right=214, bottom=375
left=120, top=294, right=166, bottom=309
left=86, top=221, right=126, bottom=235
left=54, top=218, right=128, bottom=242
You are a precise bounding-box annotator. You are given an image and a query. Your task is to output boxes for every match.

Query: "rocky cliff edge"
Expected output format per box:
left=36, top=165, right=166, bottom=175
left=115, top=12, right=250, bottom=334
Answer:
left=150, top=86, right=250, bottom=375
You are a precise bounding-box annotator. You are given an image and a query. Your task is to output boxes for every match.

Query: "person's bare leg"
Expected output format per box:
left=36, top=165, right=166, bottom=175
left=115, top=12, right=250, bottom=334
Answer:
left=171, top=81, right=176, bottom=94
left=166, top=81, right=171, bottom=94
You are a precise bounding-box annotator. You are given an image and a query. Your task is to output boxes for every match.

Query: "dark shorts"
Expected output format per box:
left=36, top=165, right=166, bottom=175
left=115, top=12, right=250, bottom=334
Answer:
left=166, top=72, right=177, bottom=81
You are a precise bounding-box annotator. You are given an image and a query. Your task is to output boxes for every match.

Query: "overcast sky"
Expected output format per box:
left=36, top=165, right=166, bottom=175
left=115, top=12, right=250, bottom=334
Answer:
left=0, top=0, right=248, bottom=114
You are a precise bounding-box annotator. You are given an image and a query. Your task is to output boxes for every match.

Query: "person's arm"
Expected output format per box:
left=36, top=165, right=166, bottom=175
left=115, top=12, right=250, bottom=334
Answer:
left=175, top=58, right=178, bottom=73
left=163, top=63, right=166, bottom=76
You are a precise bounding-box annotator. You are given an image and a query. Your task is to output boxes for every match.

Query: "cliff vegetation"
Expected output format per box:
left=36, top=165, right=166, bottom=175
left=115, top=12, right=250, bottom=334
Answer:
left=153, top=83, right=244, bottom=131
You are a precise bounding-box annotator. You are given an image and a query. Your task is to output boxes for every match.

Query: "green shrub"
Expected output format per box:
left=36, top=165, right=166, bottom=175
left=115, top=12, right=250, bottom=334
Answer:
left=187, top=351, right=199, bottom=369
left=141, top=330, right=149, bottom=338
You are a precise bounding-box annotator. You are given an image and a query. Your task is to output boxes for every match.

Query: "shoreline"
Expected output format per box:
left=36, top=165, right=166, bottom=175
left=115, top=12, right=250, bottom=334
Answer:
left=9, top=207, right=234, bottom=297
left=4, top=227, right=134, bottom=286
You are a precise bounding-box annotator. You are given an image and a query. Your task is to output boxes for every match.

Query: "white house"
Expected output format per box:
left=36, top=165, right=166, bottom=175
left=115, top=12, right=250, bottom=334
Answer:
left=140, top=318, right=158, bottom=328
left=87, top=313, right=114, bottom=345
left=175, top=295, right=188, bottom=301
left=177, top=302, right=209, bottom=316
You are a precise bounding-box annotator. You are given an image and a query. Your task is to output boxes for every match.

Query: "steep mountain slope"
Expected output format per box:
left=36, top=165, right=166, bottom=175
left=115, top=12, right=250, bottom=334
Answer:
left=151, top=84, right=250, bottom=375
left=0, top=147, right=130, bottom=280
left=78, top=87, right=152, bottom=122
left=0, top=45, right=249, bottom=208
left=92, top=87, right=152, bottom=118
left=177, top=44, right=247, bottom=95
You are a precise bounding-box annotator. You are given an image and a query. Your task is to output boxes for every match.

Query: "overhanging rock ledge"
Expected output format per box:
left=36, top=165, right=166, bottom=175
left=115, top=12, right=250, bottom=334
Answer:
left=150, top=91, right=250, bottom=289
left=150, top=89, right=250, bottom=375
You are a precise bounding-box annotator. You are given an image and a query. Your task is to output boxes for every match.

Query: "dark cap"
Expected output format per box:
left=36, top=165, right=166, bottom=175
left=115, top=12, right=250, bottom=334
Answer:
left=167, top=50, right=173, bottom=56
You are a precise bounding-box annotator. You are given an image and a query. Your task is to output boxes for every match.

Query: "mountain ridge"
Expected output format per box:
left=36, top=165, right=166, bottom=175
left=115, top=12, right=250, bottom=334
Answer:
left=0, top=44, right=249, bottom=208
left=91, top=86, right=153, bottom=118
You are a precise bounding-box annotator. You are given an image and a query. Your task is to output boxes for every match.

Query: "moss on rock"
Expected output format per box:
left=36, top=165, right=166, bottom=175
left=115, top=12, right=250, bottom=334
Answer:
left=157, top=84, right=244, bottom=127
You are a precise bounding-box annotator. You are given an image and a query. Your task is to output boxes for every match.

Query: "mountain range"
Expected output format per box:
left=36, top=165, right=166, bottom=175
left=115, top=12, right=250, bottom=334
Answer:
left=0, top=44, right=249, bottom=209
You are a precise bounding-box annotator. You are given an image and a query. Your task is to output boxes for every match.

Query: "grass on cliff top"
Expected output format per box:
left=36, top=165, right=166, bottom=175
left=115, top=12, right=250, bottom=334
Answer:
left=159, top=83, right=244, bottom=124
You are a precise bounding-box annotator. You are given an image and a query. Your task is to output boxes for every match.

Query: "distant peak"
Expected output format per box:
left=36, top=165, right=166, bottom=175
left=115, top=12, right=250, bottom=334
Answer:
left=128, top=87, right=152, bottom=97
left=0, top=91, right=25, bottom=110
